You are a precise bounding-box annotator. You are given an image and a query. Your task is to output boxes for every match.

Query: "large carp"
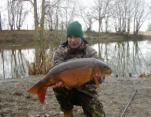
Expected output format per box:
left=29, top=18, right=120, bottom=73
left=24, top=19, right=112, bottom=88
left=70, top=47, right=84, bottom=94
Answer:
left=27, top=58, right=112, bottom=103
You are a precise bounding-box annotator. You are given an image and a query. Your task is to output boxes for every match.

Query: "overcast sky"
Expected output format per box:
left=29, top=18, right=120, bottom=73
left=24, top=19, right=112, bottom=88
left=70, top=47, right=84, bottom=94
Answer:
left=0, top=0, right=151, bottom=31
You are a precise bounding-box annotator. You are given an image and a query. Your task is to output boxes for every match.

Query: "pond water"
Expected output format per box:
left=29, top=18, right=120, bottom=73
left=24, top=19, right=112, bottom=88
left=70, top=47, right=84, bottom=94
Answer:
left=0, top=40, right=151, bottom=79
left=92, top=40, right=151, bottom=77
left=0, top=49, right=35, bottom=79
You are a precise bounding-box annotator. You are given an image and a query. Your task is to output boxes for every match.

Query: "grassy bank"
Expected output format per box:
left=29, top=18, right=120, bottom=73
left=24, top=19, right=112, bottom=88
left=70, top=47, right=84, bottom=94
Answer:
left=0, top=30, right=151, bottom=49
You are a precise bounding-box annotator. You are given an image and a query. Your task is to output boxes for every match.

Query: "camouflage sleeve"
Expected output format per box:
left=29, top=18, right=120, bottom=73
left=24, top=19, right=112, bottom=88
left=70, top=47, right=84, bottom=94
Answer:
left=85, top=46, right=98, bottom=58
left=52, top=46, right=65, bottom=65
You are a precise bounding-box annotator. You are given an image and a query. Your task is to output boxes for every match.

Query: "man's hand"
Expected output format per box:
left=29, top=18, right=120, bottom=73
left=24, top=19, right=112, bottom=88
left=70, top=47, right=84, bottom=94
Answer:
left=52, top=81, right=64, bottom=88
left=92, top=76, right=105, bottom=85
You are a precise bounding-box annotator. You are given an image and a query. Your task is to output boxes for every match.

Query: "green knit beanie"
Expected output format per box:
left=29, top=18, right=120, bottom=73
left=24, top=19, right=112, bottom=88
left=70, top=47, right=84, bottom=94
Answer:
left=67, top=21, right=83, bottom=38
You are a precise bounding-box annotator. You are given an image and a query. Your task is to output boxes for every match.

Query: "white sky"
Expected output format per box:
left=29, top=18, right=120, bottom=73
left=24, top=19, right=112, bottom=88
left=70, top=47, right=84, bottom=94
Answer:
left=0, top=0, right=151, bottom=31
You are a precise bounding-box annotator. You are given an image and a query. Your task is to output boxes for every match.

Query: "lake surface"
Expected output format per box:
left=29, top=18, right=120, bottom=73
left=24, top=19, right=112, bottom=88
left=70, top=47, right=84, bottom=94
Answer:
left=0, top=40, right=151, bottom=79
left=92, top=40, right=151, bottom=77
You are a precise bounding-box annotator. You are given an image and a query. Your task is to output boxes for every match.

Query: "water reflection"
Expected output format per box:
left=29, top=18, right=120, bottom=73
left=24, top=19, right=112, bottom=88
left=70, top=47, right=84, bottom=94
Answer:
left=0, top=40, right=151, bottom=79
left=0, top=49, right=32, bottom=79
left=0, top=48, right=54, bottom=79
left=92, top=40, right=151, bottom=77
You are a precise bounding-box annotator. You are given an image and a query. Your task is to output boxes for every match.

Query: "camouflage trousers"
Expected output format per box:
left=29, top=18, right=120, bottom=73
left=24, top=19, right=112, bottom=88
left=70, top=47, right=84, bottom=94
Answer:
left=53, top=83, right=105, bottom=117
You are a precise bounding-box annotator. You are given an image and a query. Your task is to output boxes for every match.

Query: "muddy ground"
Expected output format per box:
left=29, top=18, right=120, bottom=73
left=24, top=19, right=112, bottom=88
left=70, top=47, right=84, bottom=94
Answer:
left=0, top=75, right=151, bottom=117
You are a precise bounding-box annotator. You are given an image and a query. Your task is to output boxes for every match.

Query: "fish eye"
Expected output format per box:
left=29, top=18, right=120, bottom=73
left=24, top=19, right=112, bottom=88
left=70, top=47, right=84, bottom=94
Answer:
left=103, top=66, right=108, bottom=69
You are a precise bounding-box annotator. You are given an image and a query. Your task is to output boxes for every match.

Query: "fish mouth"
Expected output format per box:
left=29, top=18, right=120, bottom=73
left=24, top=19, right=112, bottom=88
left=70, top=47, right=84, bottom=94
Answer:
left=106, top=68, right=112, bottom=75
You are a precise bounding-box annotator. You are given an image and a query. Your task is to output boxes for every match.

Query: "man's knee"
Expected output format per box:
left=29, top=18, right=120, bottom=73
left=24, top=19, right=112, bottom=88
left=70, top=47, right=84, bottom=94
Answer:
left=53, top=88, right=73, bottom=112
left=82, top=98, right=105, bottom=117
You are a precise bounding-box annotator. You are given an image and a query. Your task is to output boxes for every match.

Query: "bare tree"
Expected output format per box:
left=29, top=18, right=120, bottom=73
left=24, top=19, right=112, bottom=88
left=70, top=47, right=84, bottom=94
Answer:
left=104, top=14, right=109, bottom=33
left=15, top=1, right=29, bottom=30
left=54, top=5, right=59, bottom=30
left=104, top=1, right=113, bottom=33
left=21, top=0, right=43, bottom=30
left=46, top=0, right=77, bottom=31
left=79, top=8, right=94, bottom=32
left=32, top=0, right=39, bottom=30
left=21, top=0, right=39, bottom=30
left=7, top=0, right=16, bottom=30
left=113, top=0, right=123, bottom=32
left=7, top=0, right=28, bottom=30
left=45, top=5, right=54, bottom=31
left=55, top=0, right=77, bottom=30
left=133, top=0, right=149, bottom=34
left=93, top=0, right=112, bottom=32
left=112, top=0, right=129, bottom=33
left=0, top=12, right=2, bottom=31
left=45, top=0, right=64, bottom=31
left=40, top=0, right=47, bottom=30
left=25, top=0, right=61, bottom=30
left=112, top=0, right=149, bottom=34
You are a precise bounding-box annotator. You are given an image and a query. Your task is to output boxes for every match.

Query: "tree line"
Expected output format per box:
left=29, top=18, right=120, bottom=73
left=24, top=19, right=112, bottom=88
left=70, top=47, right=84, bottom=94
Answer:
left=0, top=0, right=150, bottom=34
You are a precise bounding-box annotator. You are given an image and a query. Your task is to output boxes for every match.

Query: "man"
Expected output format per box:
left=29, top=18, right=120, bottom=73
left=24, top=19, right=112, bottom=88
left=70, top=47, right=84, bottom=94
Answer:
left=52, top=21, right=105, bottom=117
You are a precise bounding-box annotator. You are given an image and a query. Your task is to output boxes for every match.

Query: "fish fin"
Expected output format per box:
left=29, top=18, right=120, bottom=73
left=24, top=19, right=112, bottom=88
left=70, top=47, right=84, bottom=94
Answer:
left=37, top=88, right=47, bottom=104
left=27, top=85, right=38, bottom=94
left=27, top=86, right=47, bottom=104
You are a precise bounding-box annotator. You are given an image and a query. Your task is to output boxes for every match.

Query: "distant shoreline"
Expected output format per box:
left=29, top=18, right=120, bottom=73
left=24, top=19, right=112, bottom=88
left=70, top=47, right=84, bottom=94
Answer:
left=0, top=30, right=151, bottom=49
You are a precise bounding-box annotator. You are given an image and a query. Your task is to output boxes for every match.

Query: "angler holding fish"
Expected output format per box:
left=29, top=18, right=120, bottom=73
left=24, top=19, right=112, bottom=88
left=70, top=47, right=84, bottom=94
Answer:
left=28, top=21, right=112, bottom=117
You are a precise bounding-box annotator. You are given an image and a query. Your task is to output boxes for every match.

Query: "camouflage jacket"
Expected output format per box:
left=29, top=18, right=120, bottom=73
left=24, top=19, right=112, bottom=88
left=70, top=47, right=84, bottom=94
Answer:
left=53, top=41, right=97, bottom=65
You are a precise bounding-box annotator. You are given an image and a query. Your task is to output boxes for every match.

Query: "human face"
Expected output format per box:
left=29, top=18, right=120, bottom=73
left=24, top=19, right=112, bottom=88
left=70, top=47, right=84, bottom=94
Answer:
left=67, top=36, right=81, bottom=49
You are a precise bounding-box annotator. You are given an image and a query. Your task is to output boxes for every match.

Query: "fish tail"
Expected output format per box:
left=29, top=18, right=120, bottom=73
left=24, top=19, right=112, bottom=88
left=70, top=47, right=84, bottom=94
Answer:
left=37, top=88, right=47, bottom=104
left=27, top=85, right=47, bottom=104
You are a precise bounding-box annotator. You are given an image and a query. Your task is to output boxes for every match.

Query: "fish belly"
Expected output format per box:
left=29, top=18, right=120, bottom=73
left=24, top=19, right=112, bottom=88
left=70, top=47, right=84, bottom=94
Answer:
left=58, top=66, right=94, bottom=87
